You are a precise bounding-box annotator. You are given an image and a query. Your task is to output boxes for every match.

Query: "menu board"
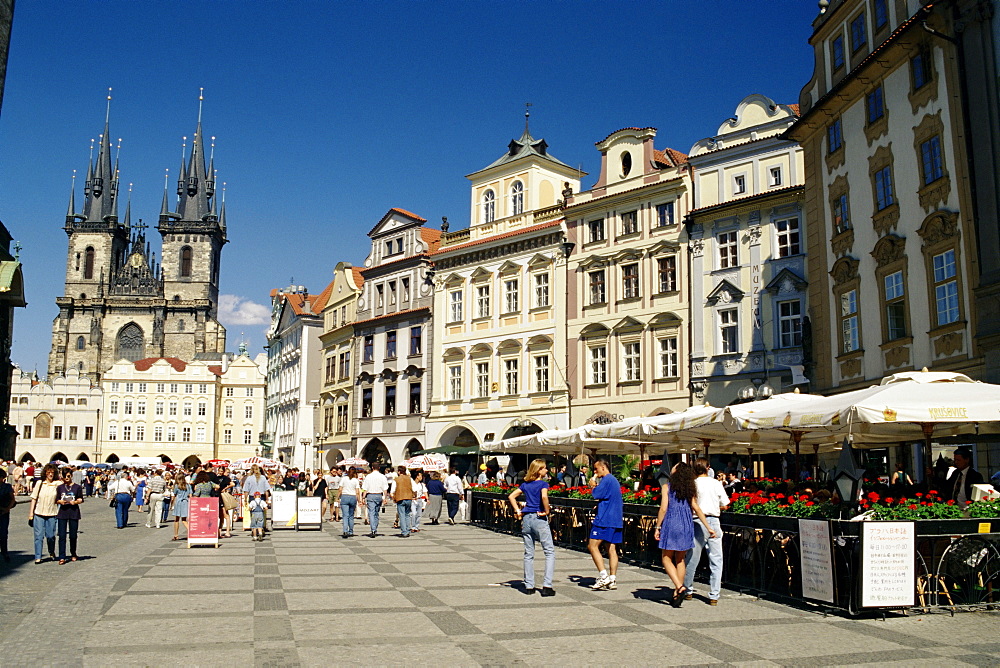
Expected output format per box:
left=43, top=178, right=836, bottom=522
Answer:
left=797, top=519, right=834, bottom=603
left=272, top=490, right=297, bottom=529
left=296, top=496, right=322, bottom=530
left=861, top=521, right=915, bottom=607
left=188, top=496, right=219, bottom=547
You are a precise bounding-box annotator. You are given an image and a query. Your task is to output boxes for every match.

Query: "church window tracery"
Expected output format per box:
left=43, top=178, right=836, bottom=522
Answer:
left=116, top=323, right=145, bottom=363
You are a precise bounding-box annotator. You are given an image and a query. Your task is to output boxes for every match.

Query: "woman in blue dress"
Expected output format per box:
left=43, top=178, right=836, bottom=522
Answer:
left=170, top=472, right=191, bottom=541
left=654, top=461, right=716, bottom=607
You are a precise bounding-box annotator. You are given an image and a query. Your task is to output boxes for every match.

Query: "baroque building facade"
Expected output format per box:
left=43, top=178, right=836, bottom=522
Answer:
left=687, top=95, right=807, bottom=405
left=563, top=127, right=691, bottom=426
left=10, top=369, right=101, bottom=464
left=426, top=120, right=579, bottom=450
left=49, top=106, right=227, bottom=382
left=353, top=208, right=439, bottom=465
left=317, top=262, right=364, bottom=466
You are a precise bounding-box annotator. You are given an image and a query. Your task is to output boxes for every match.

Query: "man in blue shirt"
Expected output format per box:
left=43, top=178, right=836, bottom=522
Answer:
left=588, top=459, right=623, bottom=590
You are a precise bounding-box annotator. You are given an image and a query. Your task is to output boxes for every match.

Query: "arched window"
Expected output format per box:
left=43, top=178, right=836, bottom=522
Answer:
left=483, top=190, right=496, bottom=223
left=76, top=336, right=86, bottom=350
left=116, top=323, right=145, bottom=363
left=84, top=247, right=95, bottom=279
left=180, top=246, right=193, bottom=278
left=511, top=181, right=524, bottom=216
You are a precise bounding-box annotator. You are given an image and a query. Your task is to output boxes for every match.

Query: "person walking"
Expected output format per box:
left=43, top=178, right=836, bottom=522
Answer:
left=390, top=465, right=416, bottom=537
left=170, top=472, right=190, bottom=541
left=654, top=461, right=716, bottom=607
left=361, top=465, right=388, bottom=538
left=425, top=472, right=445, bottom=525
left=682, top=458, right=729, bottom=605
left=55, top=468, right=84, bottom=564
left=191, top=471, right=217, bottom=498
left=324, top=467, right=341, bottom=523
left=28, top=464, right=60, bottom=563
left=443, top=467, right=464, bottom=525
left=507, top=459, right=555, bottom=596
left=411, top=471, right=426, bottom=532
left=145, top=470, right=168, bottom=529
left=110, top=473, right=135, bottom=529
left=339, top=468, right=360, bottom=538
left=588, top=459, right=623, bottom=591
left=247, top=492, right=267, bottom=541
left=0, top=468, right=17, bottom=562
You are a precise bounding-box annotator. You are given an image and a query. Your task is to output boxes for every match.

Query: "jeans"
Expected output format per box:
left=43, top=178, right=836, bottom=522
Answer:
left=146, top=493, right=165, bottom=527
left=162, top=497, right=171, bottom=524
left=366, top=493, right=383, bottom=534
left=684, top=516, right=724, bottom=600
left=341, top=495, right=357, bottom=535
left=32, top=515, right=57, bottom=560
left=115, top=493, right=132, bottom=528
left=521, top=513, right=555, bottom=589
left=426, top=495, right=443, bottom=522
left=412, top=498, right=425, bottom=527
left=444, top=492, right=460, bottom=520
left=396, top=499, right=412, bottom=536
left=57, top=518, right=79, bottom=560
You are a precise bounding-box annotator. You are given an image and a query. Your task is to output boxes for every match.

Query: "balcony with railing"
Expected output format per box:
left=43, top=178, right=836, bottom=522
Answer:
left=439, top=203, right=565, bottom=249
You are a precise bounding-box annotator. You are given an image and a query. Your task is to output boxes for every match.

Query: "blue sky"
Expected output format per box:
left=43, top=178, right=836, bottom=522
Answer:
left=0, top=0, right=819, bottom=375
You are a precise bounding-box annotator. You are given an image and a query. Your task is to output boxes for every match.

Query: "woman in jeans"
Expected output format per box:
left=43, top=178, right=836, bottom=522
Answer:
left=28, top=464, right=60, bottom=563
left=55, top=468, right=84, bottom=564
left=339, top=468, right=360, bottom=538
left=507, top=459, right=555, bottom=596
left=111, top=473, right=135, bottom=529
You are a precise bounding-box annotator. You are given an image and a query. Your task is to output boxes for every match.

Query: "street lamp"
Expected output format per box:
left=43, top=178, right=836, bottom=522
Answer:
left=832, top=437, right=866, bottom=512
left=299, top=438, right=311, bottom=471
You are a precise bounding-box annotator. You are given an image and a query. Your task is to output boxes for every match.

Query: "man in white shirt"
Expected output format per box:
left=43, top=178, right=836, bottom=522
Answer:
left=361, top=465, right=389, bottom=537
left=443, top=468, right=464, bottom=525
left=324, top=468, right=342, bottom=523
left=683, top=458, right=729, bottom=605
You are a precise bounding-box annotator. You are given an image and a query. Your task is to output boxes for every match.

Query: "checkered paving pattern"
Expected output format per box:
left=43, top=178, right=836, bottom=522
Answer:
left=1, top=513, right=998, bottom=667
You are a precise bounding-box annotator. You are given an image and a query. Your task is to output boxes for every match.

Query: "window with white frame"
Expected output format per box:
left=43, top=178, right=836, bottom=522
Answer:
left=136, top=425, right=144, bottom=441
left=884, top=271, right=907, bottom=340
left=656, top=202, right=675, bottom=227
left=225, top=404, right=233, bottom=419
left=769, top=167, right=782, bottom=187
left=449, top=289, right=463, bottom=322
left=933, top=250, right=959, bottom=326
left=778, top=300, right=802, bottom=347
left=449, top=365, right=462, bottom=400
left=137, top=401, right=146, bottom=415
left=483, top=190, right=495, bottom=223
left=657, top=256, right=677, bottom=293
left=376, top=284, right=384, bottom=308
left=167, top=426, right=176, bottom=442
left=589, top=269, right=606, bottom=304
left=155, top=401, right=164, bottom=416
left=776, top=218, right=801, bottom=257
left=154, top=426, right=163, bottom=441
left=245, top=404, right=253, bottom=419
left=534, top=355, right=549, bottom=392
left=124, top=400, right=132, bottom=415
left=504, top=279, right=519, bottom=313
left=110, top=400, right=118, bottom=414
left=588, top=219, right=605, bottom=243
left=622, top=264, right=640, bottom=299
left=244, top=429, right=253, bottom=445
left=108, top=425, right=117, bottom=441
left=590, top=346, right=607, bottom=384
left=504, top=358, right=518, bottom=395
left=659, top=337, right=678, bottom=378
left=196, top=426, right=206, bottom=442
left=720, top=308, right=739, bottom=354
left=734, top=174, right=747, bottom=195
left=183, top=401, right=192, bottom=417
left=169, top=401, right=177, bottom=416
left=122, top=425, right=131, bottom=441
left=224, top=429, right=232, bottom=444
left=511, top=181, right=524, bottom=215
left=841, top=289, right=860, bottom=353
left=622, top=341, right=641, bottom=381
left=476, top=285, right=490, bottom=318
left=533, top=273, right=550, bottom=308
left=718, top=231, right=738, bottom=269
left=182, top=427, right=191, bottom=442
left=621, top=211, right=638, bottom=236
left=475, top=362, right=490, bottom=398
left=198, top=401, right=206, bottom=416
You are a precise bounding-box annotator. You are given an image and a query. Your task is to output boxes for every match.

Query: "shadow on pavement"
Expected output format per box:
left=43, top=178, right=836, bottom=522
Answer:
left=631, top=585, right=676, bottom=604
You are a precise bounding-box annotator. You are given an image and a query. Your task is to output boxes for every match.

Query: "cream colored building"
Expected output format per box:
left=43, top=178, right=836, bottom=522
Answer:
left=10, top=368, right=101, bottom=463
left=564, top=127, right=691, bottom=426
left=687, top=95, right=807, bottom=405
left=426, top=119, right=581, bottom=449
left=100, top=353, right=264, bottom=466
left=318, top=262, right=364, bottom=467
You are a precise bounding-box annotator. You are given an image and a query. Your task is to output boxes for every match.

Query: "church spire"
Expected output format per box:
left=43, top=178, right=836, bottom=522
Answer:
left=65, top=170, right=77, bottom=221
left=123, top=183, right=132, bottom=228
left=160, top=169, right=171, bottom=220
left=176, top=88, right=214, bottom=222
left=82, top=89, right=119, bottom=223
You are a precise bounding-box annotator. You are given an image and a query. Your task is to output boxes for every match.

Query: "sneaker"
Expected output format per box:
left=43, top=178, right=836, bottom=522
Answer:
left=606, top=577, right=617, bottom=590
left=540, top=587, right=556, bottom=597
left=591, top=575, right=611, bottom=590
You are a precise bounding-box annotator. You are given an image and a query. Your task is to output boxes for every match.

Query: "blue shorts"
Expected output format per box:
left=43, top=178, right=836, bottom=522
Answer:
left=590, top=525, right=623, bottom=544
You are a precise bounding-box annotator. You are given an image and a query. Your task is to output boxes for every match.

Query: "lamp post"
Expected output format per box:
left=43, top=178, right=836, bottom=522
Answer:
left=832, top=437, right=866, bottom=514
left=299, top=438, right=311, bottom=471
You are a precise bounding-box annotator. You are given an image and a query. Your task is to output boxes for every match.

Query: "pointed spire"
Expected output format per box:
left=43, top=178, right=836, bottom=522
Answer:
left=219, top=182, right=227, bottom=229
left=123, top=183, right=133, bottom=228
left=66, top=170, right=77, bottom=220
left=160, top=169, right=171, bottom=220
left=83, top=89, right=119, bottom=223
left=176, top=137, right=187, bottom=196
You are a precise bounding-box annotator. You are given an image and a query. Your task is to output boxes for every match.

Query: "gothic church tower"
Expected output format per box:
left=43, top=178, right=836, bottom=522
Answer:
left=49, top=95, right=227, bottom=381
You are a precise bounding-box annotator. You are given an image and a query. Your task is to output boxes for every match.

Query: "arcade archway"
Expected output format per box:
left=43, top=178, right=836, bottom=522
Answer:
left=360, top=439, right=391, bottom=466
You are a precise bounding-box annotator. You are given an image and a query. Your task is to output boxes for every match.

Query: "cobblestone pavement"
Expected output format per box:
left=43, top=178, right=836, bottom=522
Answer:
left=1, top=500, right=997, bottom=667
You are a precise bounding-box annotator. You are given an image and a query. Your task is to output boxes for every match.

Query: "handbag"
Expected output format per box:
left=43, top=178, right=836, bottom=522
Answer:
left=221, top=491, right=238, bottom=511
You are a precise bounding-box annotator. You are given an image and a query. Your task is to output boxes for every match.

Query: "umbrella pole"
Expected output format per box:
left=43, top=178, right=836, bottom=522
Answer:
left=921, top=423, right=934, bottom=477
left=812, top=444, right=819, bottom=480
left=792, top=431, right=803, bottom=481
left=747, top=448, right=754, bottom=478
left=700, top=438, right=712, bottom=463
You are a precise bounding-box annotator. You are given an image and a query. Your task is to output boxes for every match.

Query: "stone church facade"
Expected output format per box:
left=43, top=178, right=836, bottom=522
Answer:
left=48, top=106, right=227, bottom=381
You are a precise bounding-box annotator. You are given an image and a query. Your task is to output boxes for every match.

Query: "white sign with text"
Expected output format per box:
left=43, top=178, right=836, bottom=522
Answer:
left=861, top=521, right=915, bottom=607
left=798, top=519, right=834, bottom=603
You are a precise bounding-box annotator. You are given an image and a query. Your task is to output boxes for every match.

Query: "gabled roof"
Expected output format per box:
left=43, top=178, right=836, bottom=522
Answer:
left=764, top=268, right=808, bottom=294
left=596, top=127, right=657, bottom=145
left=280, top=291, right=324, bottom=317
left=133, top=357, right=187, bottom=372
left=351, top=266, right=365, bottom=288
left=311, top=280, right=336, bottom=312
left=706, top=279, right=745, bottom=305
left=653, top=148, right=688, bottom=168
left=367, top=207, right=427, bottom=237
left=473, top=122, right=570, bottom=173
left=420, top=227, right=442, bottom=252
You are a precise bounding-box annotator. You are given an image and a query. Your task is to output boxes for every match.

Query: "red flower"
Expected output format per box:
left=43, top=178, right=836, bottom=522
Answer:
left=947, top=500, right=955, bottom=506
left=929, top=490, right=938, bottom=495
left=805, top=501, right=815, bottom=506
left=775, top=493, right=785, bottom=499
left=885, top=497, right=894, bottom=504
left=915, top=492, right=923, bottom=498
left=909, top=504, right=918, bottom=510
left=867, top=492, right=880, bottom=501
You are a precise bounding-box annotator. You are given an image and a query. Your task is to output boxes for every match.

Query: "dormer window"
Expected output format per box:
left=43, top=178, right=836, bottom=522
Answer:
left=483, top=190, right=496, bottom=223
left=511, top=181, right=524, bottom=216
left=734, top=175, right=747, bottom=195
left=620, top=152, right=632, bottom=178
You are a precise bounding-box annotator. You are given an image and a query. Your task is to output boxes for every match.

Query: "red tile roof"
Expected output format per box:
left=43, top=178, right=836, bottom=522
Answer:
left=390, top=207, right=426, bottom=223
left=420, top=227, right=442, bottom=252
left=787, top=103, right=800, bottom=116
left=353, top=306, right=430, bottom=327
left=688, top=184, right=804, bottom=216
left=653, top=148, right=688, bottom=167
left=596, top=127, right=657, bottom=145
left=207, top=365, right=223, bottom=376
left=134, top=357, right=187, bottom=372
left=351, top=267, right=365, bottom=287
left=434, top=219, right=564, bottom=255
left=279, top=292, right=324, bottom=317
left=311, top=280, right=336, bottom=313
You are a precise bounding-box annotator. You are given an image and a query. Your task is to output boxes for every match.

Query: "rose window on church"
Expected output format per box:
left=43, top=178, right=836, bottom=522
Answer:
left=116, top=323, right=145, bottom=363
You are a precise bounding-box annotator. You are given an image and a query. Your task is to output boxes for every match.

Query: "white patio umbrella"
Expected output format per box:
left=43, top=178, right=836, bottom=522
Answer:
left=339, top=457, right=369, bottom=469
